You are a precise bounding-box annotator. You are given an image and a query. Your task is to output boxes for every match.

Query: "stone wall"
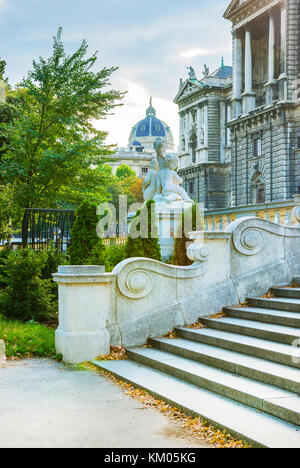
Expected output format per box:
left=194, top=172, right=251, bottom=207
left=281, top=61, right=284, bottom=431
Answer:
left=230, top=104, right=299, bottom=206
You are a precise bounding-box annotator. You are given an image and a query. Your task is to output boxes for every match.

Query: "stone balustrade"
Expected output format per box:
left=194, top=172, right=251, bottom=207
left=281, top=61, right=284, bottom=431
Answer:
left=54, top=197, right=300, bottom=363
left=204, top=199, right=298, bottom=232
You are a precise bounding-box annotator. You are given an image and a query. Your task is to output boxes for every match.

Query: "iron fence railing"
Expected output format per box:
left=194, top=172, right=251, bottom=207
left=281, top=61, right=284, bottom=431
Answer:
left=22, top=208, right=75, bottom=252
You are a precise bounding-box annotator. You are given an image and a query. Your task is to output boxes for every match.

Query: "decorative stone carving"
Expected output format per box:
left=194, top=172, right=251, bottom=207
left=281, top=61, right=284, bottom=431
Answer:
left=187, top=66, right=197, bottom=80
left=115, top=257, right=209, bottom=300
left=156, top=153, right=193, bottom=204
left=187, top=243, right=209, bottom=263
left=227, top=217, right=292, bottom=256
left=125, top=269, right=154, bottom=299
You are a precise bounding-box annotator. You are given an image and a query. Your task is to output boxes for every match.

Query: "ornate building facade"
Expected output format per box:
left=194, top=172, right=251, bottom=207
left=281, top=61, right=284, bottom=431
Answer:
left=175, top=0, right=300, bottom=209
left=174, top=63, right=233, bottom=209
left=225, top=0, right=300, bottom=206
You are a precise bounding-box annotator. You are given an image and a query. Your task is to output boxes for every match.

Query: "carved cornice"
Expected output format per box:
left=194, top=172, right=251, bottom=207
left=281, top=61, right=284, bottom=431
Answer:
left=224, top=0, right=280, bottom=26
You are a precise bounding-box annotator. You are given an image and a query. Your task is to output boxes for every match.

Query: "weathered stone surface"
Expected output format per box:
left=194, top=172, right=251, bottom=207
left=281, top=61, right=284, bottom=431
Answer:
left=54, top=216, right=300, bottom=363
left=0, top=340, right=6, bottom=366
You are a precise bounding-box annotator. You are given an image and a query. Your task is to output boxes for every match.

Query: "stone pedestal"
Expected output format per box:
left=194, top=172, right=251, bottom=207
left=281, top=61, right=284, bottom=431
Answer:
left=155, top=201, right=193, bottom=260
left=53, top=265, right=112, bottom=363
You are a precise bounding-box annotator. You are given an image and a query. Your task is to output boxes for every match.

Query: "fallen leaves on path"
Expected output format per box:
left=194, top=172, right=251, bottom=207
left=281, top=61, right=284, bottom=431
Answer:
left=90, top=365, right=251, bottom=449
left=95, top=347, right=128, bottom=361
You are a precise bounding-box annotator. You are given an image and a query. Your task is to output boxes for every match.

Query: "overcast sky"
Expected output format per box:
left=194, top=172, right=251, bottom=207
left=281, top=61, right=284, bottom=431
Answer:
left=0, top=0, right=232, bottom=148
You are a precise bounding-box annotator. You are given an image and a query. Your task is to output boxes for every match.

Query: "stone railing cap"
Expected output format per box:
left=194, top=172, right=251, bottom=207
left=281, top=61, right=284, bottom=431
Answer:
left=58, top=265, right=105, bottom=275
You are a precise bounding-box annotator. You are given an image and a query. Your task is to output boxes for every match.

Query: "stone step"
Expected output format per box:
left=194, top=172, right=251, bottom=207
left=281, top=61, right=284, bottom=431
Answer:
left=92, top=359, right=300, bottom=448
left=247, top=297, right=300, bottom=313
left=126, top=347, right=300, bottom=426
left=199, top=317, right=300, bottom=345
left=148, top=337, right=300, bottom=393
left=224, top=306, right=300, bottom=328
left=175, top=327, right=300, bottom=369
left=270, top=288, right=300, bottom=300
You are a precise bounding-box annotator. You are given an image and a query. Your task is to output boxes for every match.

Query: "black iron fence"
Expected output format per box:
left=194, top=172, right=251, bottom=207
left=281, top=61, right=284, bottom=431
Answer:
left=22, top=208, right=75, bottom=252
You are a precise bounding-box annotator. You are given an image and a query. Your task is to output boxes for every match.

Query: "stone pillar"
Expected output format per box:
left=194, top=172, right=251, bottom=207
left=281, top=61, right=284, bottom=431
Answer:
left=155, top=203, right=193, bottom=260
left=197, top=105, right=202, bottom=147
left=232, top=30, right=243, bottom=117
left=278, top=3, right=288, bottom=101
left=53, top=265, right=112, bottom=363
left=179, top=112, right=184, bottom=151
left=226, top=101, right=232, bottom=147
left=243, top=26, right=256, bottom=113
left=265, top=11, right=277, bottom=104
left=204, top=104, right=209, bottom=147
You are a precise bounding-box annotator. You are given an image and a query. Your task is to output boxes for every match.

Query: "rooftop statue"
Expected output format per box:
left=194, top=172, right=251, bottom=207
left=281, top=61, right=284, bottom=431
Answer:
left=187, top=66, right=197, bottom=80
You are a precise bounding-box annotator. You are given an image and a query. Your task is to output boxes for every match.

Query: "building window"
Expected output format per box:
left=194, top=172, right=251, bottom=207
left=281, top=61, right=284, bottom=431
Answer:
left=141, top=168, right=148, bottom=175
left=251, top=173, right=265, bottom=204
left=253, top=136, right=262, bottom=158
left=297, top=136, right=300, bottom=149
left=189, top=180, right=194, bottom=194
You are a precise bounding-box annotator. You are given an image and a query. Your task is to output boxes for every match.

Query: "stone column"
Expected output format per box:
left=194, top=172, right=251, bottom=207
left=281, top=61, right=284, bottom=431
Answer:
left=53, top=265, right=112, bottom=363
left=204, top=104, right=209, bottom=147
left=179, top=112, right=184, bottom=151
left=243, top=26, right=256, bottom=113
left=265, top=11, right=277, bottom=104
left=232, top=30, right=243, bottom=117
left=197, top=105, right=202, bottom=147
left=278, top=3, right=288, bottom=101
left=226, top=102, right=232, bottom=148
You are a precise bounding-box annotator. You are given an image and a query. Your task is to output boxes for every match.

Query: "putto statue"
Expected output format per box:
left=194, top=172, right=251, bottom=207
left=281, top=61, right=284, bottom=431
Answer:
left=157, top=153, right=193, bottom=203
left=142, top=158, right=159, bottom=201
left=149, top=137, right=193, bottom=204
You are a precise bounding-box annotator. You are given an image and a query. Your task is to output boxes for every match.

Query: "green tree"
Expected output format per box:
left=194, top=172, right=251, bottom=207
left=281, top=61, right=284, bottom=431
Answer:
left=68, top=200, right=106, bottom=265
left=116, top=164, right=136, bottom=179
left=0, top=29, right=124, bottom=212
left=125, top=200, right=161, bottom=261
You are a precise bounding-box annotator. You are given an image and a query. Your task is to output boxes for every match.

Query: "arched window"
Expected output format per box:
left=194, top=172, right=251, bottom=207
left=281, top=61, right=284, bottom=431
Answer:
left=251, top=173, right=265, bottom=204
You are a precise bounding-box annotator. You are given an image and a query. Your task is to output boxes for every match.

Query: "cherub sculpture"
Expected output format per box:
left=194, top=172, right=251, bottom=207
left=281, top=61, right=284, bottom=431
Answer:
left=156, top=153, right=193, bottom=204
left=142, top=158, right=159, bottom=201
left=153, top=137, right=168, bottom=170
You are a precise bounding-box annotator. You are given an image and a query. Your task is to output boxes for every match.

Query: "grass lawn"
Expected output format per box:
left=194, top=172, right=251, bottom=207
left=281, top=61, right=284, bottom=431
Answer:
left=0, top=314, right=57, bottom=359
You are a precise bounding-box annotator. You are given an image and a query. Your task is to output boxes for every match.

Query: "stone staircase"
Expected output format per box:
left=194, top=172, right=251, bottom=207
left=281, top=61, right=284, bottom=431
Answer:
left=93, top=280, right=300, bottom=448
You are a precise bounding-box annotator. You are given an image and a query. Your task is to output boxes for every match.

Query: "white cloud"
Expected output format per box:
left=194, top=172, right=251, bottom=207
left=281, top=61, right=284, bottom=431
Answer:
left=180, top=48, right=211, bottom=59
left=180, top=46, right=231, bottom=59
left=93, top=80, right=179, bottom=150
